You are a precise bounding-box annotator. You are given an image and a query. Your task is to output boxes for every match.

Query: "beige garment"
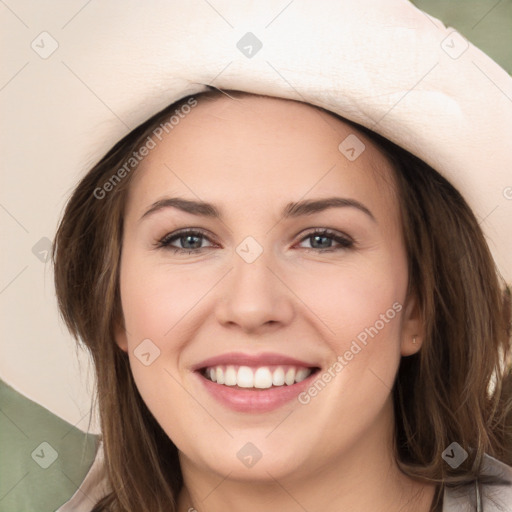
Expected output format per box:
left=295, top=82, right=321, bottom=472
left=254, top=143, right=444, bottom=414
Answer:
left=57, top=442, right=512, bottom=511
left=442, top=454, right=512, bottom=511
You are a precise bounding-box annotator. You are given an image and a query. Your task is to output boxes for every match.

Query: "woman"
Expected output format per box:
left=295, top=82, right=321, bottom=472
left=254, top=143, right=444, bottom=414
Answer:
left=52, top=1, right=512, bottom=511
left=53, top=88, right=512, bottom=511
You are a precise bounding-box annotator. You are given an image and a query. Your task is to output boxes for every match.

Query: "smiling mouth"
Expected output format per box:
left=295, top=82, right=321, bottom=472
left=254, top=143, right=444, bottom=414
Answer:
left=199, top=364, right=321, bottom=390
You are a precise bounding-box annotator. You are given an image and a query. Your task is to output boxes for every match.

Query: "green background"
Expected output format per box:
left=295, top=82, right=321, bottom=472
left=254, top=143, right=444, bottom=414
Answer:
left=411, top=0, right=512, bottom=73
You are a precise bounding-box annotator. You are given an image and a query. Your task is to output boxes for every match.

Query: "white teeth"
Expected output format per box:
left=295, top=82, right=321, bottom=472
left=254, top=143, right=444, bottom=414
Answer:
left=237, top=366, right=254, bottom=388
left=295, top=368, right=310, bottom=383
left=272, top=367, right=285, bottom=386
left=203, top=365, right=314, bottom=388
left=224, top=365, right=237, bottom=386
left=254, top=367, right=273, bottom=389
left=285, top=368, right=296, bottom=385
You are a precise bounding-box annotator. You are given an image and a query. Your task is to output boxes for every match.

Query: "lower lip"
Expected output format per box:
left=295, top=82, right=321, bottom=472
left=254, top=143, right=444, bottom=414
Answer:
left=195, top=370, right=318, bottom=413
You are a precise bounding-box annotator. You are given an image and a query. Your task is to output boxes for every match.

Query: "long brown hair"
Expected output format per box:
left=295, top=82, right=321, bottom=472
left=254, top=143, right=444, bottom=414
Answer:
left=52, top=89, right=512, bottom=511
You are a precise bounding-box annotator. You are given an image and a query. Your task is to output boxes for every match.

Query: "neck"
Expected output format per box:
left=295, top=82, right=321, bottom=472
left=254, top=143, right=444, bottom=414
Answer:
left=177, top=398, right=437, bottom=512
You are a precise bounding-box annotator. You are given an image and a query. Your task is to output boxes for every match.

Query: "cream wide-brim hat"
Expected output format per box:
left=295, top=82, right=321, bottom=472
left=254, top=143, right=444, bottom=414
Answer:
left=1, top=0, right=511, bottom=431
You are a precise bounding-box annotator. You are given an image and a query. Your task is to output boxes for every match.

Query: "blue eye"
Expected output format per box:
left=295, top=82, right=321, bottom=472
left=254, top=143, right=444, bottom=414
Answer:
left=298, top=229, right=354, bottom=251
left=156, top=229, right=214, bottom=254
left=156, top=228, right=354, bottom=254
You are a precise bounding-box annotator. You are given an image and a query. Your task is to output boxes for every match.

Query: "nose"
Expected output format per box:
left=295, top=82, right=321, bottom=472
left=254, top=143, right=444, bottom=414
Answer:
left=215, top=243, right=295, bottom=334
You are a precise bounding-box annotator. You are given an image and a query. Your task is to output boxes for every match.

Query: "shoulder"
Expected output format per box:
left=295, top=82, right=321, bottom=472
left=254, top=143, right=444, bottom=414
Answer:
left=56, top=440, right=110, bottom=511
left=443, top=454, right=512, bottom=511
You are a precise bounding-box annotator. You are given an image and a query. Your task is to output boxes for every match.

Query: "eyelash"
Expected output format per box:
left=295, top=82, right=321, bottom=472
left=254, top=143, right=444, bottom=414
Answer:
left=155, top=228, right=354, bottom=254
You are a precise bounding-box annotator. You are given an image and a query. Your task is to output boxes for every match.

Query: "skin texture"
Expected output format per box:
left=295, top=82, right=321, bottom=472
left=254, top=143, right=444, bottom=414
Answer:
left=115, top=94, right=437, bottom=511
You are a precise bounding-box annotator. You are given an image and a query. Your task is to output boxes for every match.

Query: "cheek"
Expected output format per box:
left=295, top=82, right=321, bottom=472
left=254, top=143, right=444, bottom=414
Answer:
left=292, top=260, right=405, bottom=437
left=120, top=257, right=208, bottom=341
left=118, top=255, right=209, bottom=442
left=303, top=252, right=407, bottom=401
left=307, top=257, right=406, bottom=341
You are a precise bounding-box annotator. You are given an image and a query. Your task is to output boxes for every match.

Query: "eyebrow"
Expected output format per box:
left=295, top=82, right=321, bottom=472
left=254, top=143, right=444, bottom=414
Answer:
left=139, top=196, right=376, bottom=223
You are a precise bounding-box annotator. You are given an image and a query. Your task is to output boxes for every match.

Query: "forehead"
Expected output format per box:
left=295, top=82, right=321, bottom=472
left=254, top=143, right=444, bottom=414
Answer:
left=127, top=94, right=397, bottom=218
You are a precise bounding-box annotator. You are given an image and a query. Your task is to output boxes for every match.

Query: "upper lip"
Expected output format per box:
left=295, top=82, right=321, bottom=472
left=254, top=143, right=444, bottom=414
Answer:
left=191, top=352, right=320, bottom=371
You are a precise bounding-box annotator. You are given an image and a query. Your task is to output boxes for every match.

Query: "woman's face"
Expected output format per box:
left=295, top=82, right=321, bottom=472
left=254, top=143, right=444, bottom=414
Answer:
left=115, top=94, right=423, bottom=482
